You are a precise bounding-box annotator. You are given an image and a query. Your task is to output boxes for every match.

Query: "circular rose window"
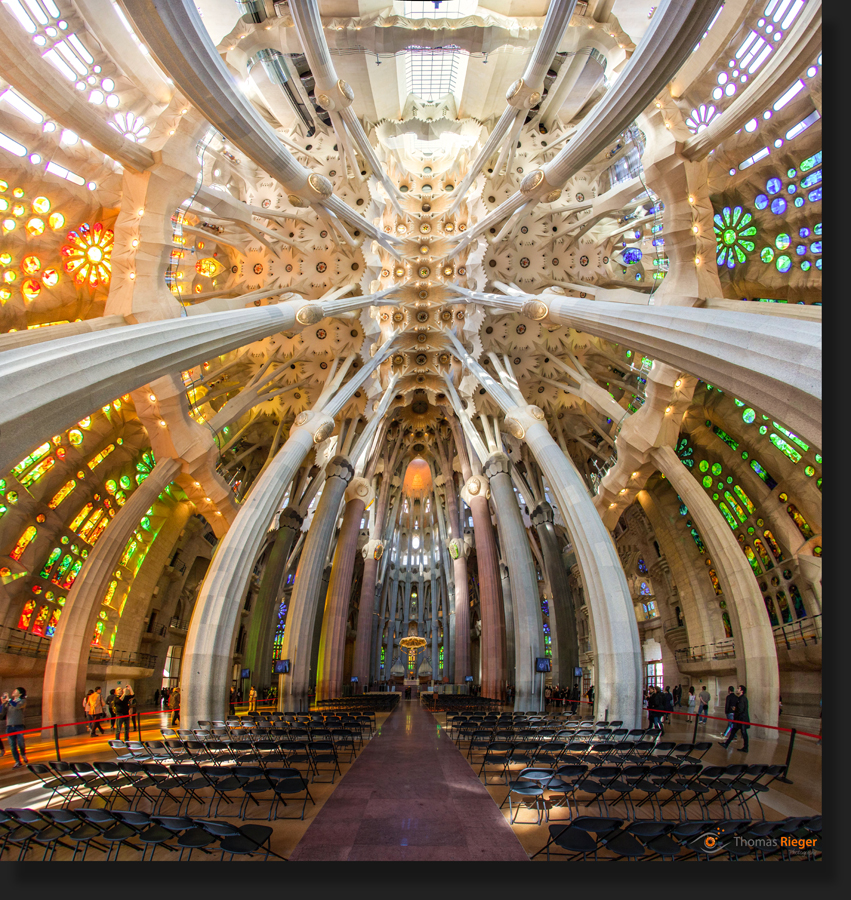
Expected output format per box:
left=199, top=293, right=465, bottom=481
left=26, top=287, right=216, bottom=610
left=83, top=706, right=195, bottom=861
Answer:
left=253, top=263, right=263, bottom=275
left=520, top=258, right=530, bottom=268
left=316, top=262, right=327, bottom=273
left=316, top=329, right=327, bottom=339
left=261, top=199, right=271, bottom=209
left=516, top=324, right=526, bottom=334
left=579, top=256, right=589, bottom=266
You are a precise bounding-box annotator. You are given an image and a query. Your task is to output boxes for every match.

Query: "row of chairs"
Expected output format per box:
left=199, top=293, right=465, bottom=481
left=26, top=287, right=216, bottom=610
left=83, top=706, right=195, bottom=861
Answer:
left=473, top=738, right=714, bottom=775
left=315, top=696, right=398, bottom=711
left=0, top=807, right=284, bottom=861
left=168, top=723, right=368, bottom=749
left=533, top=814, right=821, bottom=862
left=110, top=738, right=348, bottom=780
left=28, top=760, right=316, bottom=821
left=496, top=761, right=787, bottom=826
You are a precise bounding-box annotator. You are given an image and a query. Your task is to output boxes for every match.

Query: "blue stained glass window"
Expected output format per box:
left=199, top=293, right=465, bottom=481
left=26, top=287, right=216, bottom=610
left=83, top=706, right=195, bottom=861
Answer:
left=787, top=184, right=797, bottom=193
left=815, top=258, right=822, bottom=269
left=766, top=177, right=782, bottom=194
left=755, top=194, right=769, bottom=209
left=775, top=255, right=792, bottom=273
left=623, top=248, right=643, bottom=264
left=811, top=241, right=822, bottom=254
left=808, top=187, right=822, bottom=202
left=770, top=197, right=787, bottom=215
left=794, top=197, right=804, bottom=207
left=800, top=169, right=821, bottom=188
left=799, top=227, right=810, bottom=238
left=799, top=150, right=821, bottom=172
left=801, top=260, right=811, bottom=271
left=795, top=244, right=806, bottom=255
left=775, top=233, right=790, bottom=250
left=814, top=222, right=822, bottom=235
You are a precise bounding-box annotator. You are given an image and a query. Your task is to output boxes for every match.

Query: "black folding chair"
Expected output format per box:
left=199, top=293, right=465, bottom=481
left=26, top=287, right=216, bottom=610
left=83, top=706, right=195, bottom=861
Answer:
left=267, top=768, right=315, bottom=820
left=310, top=741, right=341, bottom=783
left=537, top=816, right=623, bottom=861
left=150, top=815, right=218, bottom=860
left=194, top=819, right=285, bottom=861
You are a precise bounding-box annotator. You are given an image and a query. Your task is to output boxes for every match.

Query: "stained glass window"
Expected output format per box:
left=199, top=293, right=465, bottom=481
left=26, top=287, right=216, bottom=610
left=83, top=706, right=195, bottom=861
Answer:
left=723, top=491, right=748, bottom=523
left=9, top=525, right=37, bottom=560
left=769, top=433, right=802, bottom=463
left=786, top=504, right=813, bottom=538
left=721, top=611, right=733, bottom=637
left=708, top=568, right=723, bottom=595
left=762, top=529, right=784, bottom=562
left=753, top=538, right=773, bottom=569
left=718, top=503, right=738, bottom=530
left=743, top=544, right=762, bottom=576
left=31, top=605, right=50, bottom=637
left=749, top=459, right=777, bottom=489
left=685, top=520, right=705, bottom=553
left=788, top=583, right=807, bottom=619
left=17, top=599, right=36, bottom=630
left=39, top=547, right=62, bottom=579
left=763, top=594, right=779, bottom=626
left=733, top=485, right=755, bottom=515
left=774, top=589, right=793, bottom=624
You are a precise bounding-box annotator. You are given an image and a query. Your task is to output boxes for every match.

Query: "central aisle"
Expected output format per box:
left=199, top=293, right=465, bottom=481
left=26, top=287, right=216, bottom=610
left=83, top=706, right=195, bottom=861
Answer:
left=290, top=700, right=530, bottom=861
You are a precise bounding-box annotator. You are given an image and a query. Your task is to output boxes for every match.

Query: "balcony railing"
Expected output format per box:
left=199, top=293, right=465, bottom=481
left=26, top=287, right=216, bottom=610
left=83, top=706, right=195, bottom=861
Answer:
left=675, top=638, right=736, bottom=664
left=773, top=614, right=821, bottom=649
left=0, top=624, right=158, bottom=669
left=169, top=618, right=190, bottom=632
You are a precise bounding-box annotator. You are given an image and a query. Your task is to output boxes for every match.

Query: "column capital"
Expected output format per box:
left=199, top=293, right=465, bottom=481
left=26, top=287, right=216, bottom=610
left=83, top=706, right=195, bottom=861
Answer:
left=460, top=474, right=489, bottom=506
left=345, top=476, right=374, bottom=506
left=292, top=409, right=336, bottom=444
left=503, top=404, right=548, bottom=441
left=362, top=539, right=384, bottom=561
left=326, top=455, right=355, bottom=484
left=484, top=452, right=511, bottom=478
left=277, top=506, right=304, bottom=532
left=530, top=501, right=555, bottom=527
left=316, top=79, right=355, bottom=112
left=448, top=538, right=469, bottom=560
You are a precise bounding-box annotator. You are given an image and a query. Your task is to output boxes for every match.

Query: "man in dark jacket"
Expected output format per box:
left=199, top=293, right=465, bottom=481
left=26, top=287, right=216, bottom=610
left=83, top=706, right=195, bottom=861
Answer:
left=720, top=685, right=750, bottom=752
left=112, top=689, right=130, bottom=742
left=663, top=686, right=674, bottom=723
left=717, top=686, right=737, bottom=739
left=648, top=687, right=666, bottom=731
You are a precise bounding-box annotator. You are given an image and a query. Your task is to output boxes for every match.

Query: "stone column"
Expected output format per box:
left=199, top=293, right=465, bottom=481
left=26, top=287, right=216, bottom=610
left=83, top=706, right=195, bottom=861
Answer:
left=463, top=478, right=504, bottom=700
left=499, top=560, right=516, bottom=684
left=516, top=408, right=642, bottom=727
left=653, top=444, right=780, bottom=732
left=353, top=539, right=382, bottom=688
left=280, top=456, right=354, bottom=710
left=42, top=458, right=180, bottom=732
left=531, top=501, right=579, bottom=684
left=242, top=506, right=303, bottom=697
left=485, top=452, right=543, bottom=711
left=309, top=564, right=333, bottom=697
left=316, top=477, right=373, bottom=702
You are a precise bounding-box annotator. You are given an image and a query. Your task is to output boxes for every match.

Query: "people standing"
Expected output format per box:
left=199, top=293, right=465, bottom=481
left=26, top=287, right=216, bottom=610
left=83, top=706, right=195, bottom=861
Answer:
left=686, top=686, right=696, bottom=722
left=698, top=685, right=711, bottom=725
left=1, top=688, right=28, bottom=767
left=112, top=687, right=130, bottom=741
left=570, top=684, right=579, bottom=715
left=663, top=686, right=674, bottom=724
left=717, top=685, right=737, bottom=739
left=87, top=686, right=106, bottom=736
left=107, top=689, right=117, bottom=729
left=154, top=688, right=160, bottom=710
left=544, top=684, right=552, bottom=710
left=124, top=686, right=137, bottom=732
left=720, top=685, right=750, bottom=753
left=648, top=686, right=666, bottom=731
left=673, top=684, right=682, bottom=708
left=586, top=684, right=594, bottom=717
left=169, top=686, right=181, bottom=726
left=248, top=685, right=257, bottom=713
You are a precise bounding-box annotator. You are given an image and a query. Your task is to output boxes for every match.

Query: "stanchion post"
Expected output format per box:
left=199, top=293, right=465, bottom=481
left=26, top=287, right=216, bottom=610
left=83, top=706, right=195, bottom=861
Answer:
left=137, top=710, right=142, bottom=743
left=604, top=707, right=609, bottom=724
left=775, top=728, right=796, bottom=784
left=53, top=724, right=61, bottom=761
left=692, top=711, right=699, bottom=742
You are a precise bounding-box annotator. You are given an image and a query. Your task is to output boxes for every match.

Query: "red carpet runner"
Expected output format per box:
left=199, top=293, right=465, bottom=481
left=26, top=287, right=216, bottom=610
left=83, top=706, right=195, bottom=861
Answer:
left=290, top=700, right=529, bottom=861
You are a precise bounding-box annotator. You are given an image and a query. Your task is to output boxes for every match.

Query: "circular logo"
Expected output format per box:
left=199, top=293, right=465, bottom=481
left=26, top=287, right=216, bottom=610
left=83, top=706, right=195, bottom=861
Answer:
left=703, top=835, right=717, bottom=850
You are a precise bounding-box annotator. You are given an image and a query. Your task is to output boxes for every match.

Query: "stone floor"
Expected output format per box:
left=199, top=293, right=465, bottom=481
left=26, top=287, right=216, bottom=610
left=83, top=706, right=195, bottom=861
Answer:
left=290, top=699, right=528, bottom=861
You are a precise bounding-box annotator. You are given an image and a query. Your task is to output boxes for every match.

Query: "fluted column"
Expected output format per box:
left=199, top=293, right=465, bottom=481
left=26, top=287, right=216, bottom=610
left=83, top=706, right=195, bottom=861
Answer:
left=531, top=502, right=579, bottom=684
left=0, top=301, right=305, bottom=473
left=280, top=456, right=354, bottom=710
left=353, top=540, right=382, bottom=688
left=499, top=560, right=516, bottom=682
left=653, top=444, right=780, bottom=732
left=182, top=411, right=327, bottom=728
left=42, top=458, right=180, bottom=732
left=485, top=453, right=543, bottom=711
left=316, top=477, right=373, bottom=702
left=464, top=479, right=504, bottom=700
left=242, top=506, right=303, bottom=696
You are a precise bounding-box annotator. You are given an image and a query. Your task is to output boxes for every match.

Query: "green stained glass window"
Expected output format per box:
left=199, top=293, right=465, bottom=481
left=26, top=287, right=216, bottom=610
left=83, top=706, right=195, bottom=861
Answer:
left=770, top=433, right=802, bottom=463
left=815, top=453, right=822, bottom=464
left=711, top=462, right=722, bottom=476
left=804, top=465, right=815, bottom=477
left=718, top=503, right=738, bottom=529
left=772, top=422, right=809, bottom=452
left=762, top=529, right=784, bottom=561
left=713, top=426, right=739, bottom=450
left=742, top=408, right=756, bottom=424
left=761, top=247, right=775, bottom=263
left=753, top=538, right=772, bottom=568
left=733, top=484, right=755, bottom=515
left=699, top=460, right=709, bottom=472
left=743, top=544, right=762, bottom=575
left=759, top=425, right=768, bottom=434
left=724, top=491, right=748, bottom=523
left=702, top=475, right=713, bottom=488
